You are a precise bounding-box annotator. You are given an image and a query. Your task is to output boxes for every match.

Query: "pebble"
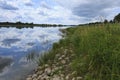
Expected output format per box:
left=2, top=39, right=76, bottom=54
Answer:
left=32, top=74, right=37, bottom=78
left=76, top=77, right=83, bottom=80
left=61, top=60, right=66, bottom=64
left=45, top=64, right=49, bottom=68
left=26, top=48, right=82, bottom=80
left=26, top=77, right=32, bottom=80
left=45, top=68, right=52, bottom=76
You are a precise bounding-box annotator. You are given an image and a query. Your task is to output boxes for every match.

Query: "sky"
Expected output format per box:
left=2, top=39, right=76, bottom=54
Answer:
left=0, top=0, right=120, bottom=25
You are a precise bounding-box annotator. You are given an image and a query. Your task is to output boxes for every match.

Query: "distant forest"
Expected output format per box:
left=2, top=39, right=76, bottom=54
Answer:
left=79, top=13, right=120, bottom=26
left=0, top=21, right=71, bottom=28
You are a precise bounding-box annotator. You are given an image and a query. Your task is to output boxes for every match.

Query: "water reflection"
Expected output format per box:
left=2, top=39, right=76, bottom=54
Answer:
left=2, top=39, right=20, bottom=47
left=0, top=57, right=12, bottom=72
left=0, top=26, right=66, bottom=80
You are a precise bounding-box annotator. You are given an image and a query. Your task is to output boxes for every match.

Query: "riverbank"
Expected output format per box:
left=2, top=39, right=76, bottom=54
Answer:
left=26, top=23, right=120, bottom=80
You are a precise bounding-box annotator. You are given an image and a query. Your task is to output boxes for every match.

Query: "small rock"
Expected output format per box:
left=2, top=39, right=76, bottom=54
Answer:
left=32, top=74, right=37, bottom=79
left=65, top=75, right=69, bottom=80
left=33, top=78, right=37, bottom=80
left=58, top=57, right=62, bottom=60
left=37, top=75, right=42, bottom=80
left=61, top=60, right=66, bottom=64
left=45, top=68, right=52, bottom=75
left=72, top=77, right=75, bottom=80
left=76, top=77, right=82, bottom=80
left=36, top=71, right=43, bottom=75
left=53, top=67, right=59, bottom=72
left=65, top=74, right=70, bottom=80
left=45, top=64, right=49, bottom=68
left=26, top=77, right=32, bottom=80
left=61, top=55, right=66, bottom=58
left=41, top=75, right=50, bottom=80
left=53, top=75, right=60, bottom=80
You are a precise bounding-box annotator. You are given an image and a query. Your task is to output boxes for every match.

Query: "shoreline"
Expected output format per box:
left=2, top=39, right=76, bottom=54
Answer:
left=26, top=48, right=81, bottom=80
left=26, top=23, right=120, bottom=80
left=26, top=28, right=82, bottom=80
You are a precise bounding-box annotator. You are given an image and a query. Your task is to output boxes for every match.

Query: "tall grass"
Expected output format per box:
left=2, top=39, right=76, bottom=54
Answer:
left=38, top=23, right=120, bottom=80
left=71, top=23, right=120, bottom=80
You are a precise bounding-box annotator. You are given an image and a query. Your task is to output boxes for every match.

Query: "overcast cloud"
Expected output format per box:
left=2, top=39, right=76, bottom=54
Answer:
left=0, top=0, right=120, bottom=24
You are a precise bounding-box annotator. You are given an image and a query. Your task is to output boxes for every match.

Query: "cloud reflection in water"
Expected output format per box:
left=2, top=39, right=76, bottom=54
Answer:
left=0, top=26, right=66, bottom=80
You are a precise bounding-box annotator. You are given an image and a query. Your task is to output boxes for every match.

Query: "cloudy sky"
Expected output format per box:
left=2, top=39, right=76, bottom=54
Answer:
left=0, top=0, right=120, bottom=25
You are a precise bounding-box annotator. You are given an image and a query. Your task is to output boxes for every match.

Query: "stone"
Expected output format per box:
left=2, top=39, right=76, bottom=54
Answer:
left=65, top=75, right=69, bottom=80
left=72, top=77, right=76, bottom=80
left=37, top=75, right=42, bottom=80
left=33, top=78, right=37, bottom=80
left=37, top=71, right=43, bottom=75
left=58, top=57, right=62, bottom=60
left=65, top=74, right=70, bottom=80
left=61, top=60, right=66, bottom=64
left=76, top=77, right=82, bottom=80
left=61, top=55, right=66, bottom=58
left=32, top=74, right=37, bottom=79
left=45, top=68, right=52, bottom=75
left=53, top=67, right=59, bottom=72
left=45, top=64, right=49, bottom=68
left=41, top=75, right=50, bottom=80
left=53, top=75, right=61, bottom=80
left=26, top=77, right=32, bottom=80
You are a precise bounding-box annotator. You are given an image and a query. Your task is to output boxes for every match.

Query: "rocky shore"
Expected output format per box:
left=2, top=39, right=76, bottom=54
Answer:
left=26, top=48, right=82, bottom=80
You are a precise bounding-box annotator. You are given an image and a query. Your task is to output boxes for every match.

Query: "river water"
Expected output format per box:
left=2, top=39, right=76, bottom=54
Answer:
left=0, top=26, right=66, bottom=80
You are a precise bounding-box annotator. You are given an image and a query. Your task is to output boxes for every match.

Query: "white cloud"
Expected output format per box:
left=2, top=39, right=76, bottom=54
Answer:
left=0, top=0, right=120, bottom=24
left=54, top=0, right=88, bottom=9
left=0, top=0, right=18, bottom=10
left=23, top=0, right=34, bottom=6
left=0, top=0, right=82, bottom=24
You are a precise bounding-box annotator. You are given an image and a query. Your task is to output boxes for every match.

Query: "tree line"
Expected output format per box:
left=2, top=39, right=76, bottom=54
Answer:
left=79, top=13, right=120, bottom=26
left=99, top=13, right=120, bottom=24
left=0, top=21, right=67, bottom=28
left=104, top=13, right=120, bottom=23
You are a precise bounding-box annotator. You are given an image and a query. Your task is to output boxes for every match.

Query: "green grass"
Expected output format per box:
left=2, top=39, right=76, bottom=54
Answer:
left=38, top=23, right=120, bottom=80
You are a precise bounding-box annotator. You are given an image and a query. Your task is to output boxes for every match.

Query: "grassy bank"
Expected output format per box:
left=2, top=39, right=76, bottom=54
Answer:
left=37, top=23, right=120, bottom=80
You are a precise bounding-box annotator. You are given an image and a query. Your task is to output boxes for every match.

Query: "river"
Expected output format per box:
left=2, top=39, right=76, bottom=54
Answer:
left=0, top=26, right=66, bottom=80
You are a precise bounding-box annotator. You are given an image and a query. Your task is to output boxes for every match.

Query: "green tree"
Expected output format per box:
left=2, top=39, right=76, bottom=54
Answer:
left=109, top=20, right=113, bottom=23
left=113, top=13, right=120, bottom=23
left=104, top=19, right=108, bottom=24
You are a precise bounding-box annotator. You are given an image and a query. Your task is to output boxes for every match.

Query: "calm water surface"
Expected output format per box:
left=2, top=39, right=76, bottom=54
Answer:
left=0, top=26, right=66, bottom=80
